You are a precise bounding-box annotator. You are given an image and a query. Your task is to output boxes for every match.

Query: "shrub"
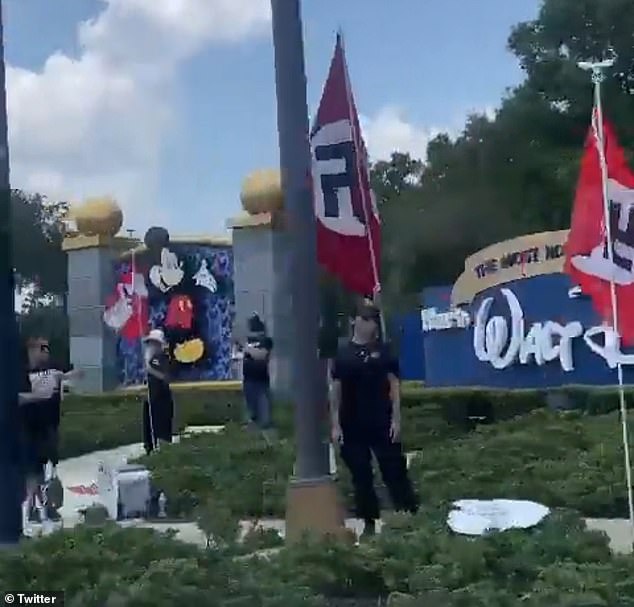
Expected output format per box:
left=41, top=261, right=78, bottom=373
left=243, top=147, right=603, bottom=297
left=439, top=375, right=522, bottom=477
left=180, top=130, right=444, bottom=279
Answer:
left=59, top=382, right=634, bottom=461
left=3, top=508, right=633, bottom=605
left=260, top=509, right=620, bottom=605
left=0, top=524, right=321, bottom=606
left=59, top=387, right=245, bottom=459
left=138, top=425, right=295, bottom=518
left=410, top=408, right=634, bottom=518
left=140, top=407, right=634, bottom=521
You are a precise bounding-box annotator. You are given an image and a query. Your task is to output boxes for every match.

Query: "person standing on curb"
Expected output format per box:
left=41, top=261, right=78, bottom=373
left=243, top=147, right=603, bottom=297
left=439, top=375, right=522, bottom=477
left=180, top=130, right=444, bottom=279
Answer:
left=142, top=329, right=174, bottom=454
left=330, top=301, right=419, bottom=539
left=242, top=313, right=274, bottom=437
left=19, top=335, right=80, bottom=535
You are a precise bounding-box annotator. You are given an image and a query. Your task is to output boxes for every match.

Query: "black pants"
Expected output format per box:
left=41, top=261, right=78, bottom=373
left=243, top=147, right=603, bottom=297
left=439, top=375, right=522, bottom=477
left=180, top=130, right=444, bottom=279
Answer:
left=143, top=396, right=173, bottom=453
left=20, top=424, right=59, bottom=478
left=341, top=427, right=418, bottom=522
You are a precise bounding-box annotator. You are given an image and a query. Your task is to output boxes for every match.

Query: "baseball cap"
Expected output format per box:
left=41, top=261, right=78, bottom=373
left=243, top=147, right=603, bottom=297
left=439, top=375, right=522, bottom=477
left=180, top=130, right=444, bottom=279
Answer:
left=143, top=328, right=167, bottom=345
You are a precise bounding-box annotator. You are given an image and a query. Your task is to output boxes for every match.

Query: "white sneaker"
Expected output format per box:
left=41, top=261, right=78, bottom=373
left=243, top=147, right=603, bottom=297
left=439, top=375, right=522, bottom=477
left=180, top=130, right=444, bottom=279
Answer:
left=41, top=520, right=55, bottom=536
left=23, top=523, right=41, bottom=538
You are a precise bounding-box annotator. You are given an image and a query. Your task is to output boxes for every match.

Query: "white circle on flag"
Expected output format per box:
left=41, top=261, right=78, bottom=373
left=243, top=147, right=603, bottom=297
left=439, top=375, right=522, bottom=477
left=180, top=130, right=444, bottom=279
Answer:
left=311, top=119, right=366, bottom=237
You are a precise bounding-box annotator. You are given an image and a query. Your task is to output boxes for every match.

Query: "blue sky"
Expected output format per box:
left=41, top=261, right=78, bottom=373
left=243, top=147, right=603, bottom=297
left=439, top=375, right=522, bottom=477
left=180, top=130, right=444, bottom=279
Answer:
left=4, top=0, right=541, bottom=237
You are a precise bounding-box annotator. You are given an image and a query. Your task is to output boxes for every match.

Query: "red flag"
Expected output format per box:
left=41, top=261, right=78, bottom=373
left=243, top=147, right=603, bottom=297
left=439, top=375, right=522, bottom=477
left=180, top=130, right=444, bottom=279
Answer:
left=565, top=114, right=634, bottom=345
left=310, top=33, right=380, bottom=296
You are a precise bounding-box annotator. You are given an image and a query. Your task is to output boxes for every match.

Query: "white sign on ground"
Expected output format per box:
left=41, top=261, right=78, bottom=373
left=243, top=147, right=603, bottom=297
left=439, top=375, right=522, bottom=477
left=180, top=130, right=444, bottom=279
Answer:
left=447, top=499, right=550, bottom=536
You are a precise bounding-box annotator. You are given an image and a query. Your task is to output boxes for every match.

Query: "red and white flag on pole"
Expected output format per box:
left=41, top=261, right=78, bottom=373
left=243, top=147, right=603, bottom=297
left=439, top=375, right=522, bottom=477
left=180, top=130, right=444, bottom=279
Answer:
left=565, top=113, right=634, bottom=345
left=310, top=33, right=381, bottom=296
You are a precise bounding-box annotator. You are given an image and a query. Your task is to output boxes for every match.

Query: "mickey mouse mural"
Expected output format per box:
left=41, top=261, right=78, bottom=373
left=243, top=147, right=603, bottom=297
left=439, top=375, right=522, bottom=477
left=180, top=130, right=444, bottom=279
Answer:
left=104, top=226, right=234, bottom=385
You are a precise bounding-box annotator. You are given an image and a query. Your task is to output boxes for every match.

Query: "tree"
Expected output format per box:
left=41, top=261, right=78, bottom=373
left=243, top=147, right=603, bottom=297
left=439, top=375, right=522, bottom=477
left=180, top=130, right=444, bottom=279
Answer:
left=370, top=152, right=423, bottom=205
left=375, top=0, right=634, bottom=308
left=11, top=189, right=68, bottom=300
left=11, top=190, right=69, bottom=359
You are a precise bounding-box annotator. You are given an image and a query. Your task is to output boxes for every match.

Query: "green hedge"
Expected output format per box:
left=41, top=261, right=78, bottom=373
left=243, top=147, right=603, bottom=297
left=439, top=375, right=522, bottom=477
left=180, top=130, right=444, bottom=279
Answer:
left=142, top=407, right=634, bottom=521
left=2, top=509, right=630, bottom=605
left=58, top=383, right=634, bottom=460
left=59, top=388, right=244, bottom=459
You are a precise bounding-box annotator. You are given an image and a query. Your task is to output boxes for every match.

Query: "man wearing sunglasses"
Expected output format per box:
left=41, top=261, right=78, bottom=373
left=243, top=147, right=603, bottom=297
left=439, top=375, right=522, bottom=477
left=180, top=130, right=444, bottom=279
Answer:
left=18, top=336, right=80, bottom=535
left=330, top=301, right=418, bottom=539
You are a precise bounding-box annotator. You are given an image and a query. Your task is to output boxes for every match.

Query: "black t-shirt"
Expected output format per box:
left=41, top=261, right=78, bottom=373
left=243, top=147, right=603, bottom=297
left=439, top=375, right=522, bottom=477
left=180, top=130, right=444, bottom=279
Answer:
left=332, top=341, right=399, bottom=431
left=147, top=352, right=173, bottom=404
left=19, top=362, right=63, bottom=433
left=242, top=334, right=273, bottom=384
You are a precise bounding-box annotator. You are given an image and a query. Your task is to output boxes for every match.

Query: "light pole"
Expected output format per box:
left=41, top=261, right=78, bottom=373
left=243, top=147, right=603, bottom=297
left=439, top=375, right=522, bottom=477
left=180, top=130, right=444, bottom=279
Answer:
left=0, top=0, right=24, bottom=547
left=270, top=0, right=344, bottom=539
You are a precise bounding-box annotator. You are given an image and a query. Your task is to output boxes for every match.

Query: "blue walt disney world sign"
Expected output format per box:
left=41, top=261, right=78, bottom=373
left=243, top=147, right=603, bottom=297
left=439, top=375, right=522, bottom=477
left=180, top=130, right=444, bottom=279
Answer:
left=416, top=230, right=634, bottom=388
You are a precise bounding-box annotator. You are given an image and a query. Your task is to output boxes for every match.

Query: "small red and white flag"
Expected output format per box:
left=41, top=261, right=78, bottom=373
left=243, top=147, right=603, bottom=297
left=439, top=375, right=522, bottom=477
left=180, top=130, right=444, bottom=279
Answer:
left=310, top=33, right=381, bottom=296
left=565, top=112, right=634, bottom=345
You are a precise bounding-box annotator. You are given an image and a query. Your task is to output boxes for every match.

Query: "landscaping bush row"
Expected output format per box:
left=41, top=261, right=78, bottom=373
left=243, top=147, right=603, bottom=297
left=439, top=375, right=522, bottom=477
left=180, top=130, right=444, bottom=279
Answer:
left=59, top=387, right=245, bottom=459
left=139, top=407, right=634, bottom=521
left=411, top=408, right=634, bottom=519
left=59, top=382, right=634, bottom=459
left=3, top=508, right=634, bottom=605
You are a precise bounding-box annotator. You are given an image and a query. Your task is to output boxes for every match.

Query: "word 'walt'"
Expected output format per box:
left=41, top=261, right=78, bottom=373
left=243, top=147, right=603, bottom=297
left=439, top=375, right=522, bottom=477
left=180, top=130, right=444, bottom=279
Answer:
left=474, top=244, right=564, bottom=279
left=474, top=288, right=634, bottom=371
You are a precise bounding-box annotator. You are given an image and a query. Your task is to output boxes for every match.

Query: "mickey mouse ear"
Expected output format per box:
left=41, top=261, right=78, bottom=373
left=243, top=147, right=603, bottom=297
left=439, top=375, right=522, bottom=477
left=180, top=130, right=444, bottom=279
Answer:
left=144, top=226, right=170, bottom=251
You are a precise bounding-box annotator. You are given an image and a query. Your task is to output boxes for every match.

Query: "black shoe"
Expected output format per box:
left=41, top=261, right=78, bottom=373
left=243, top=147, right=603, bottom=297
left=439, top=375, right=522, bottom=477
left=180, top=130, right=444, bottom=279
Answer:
left=361, top=520, right=376, bottom=539
left=46, top=506, right=61, bottom=521
left=28, top=506, right=41, bottom=524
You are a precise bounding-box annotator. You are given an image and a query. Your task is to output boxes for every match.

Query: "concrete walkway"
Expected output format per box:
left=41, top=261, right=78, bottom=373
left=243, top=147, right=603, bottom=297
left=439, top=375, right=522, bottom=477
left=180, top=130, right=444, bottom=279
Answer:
left=50, top=429, right=634, bottom=555
left=585, top=518, right=633, bottom=555
left=115, top=518, right=634, bottom=555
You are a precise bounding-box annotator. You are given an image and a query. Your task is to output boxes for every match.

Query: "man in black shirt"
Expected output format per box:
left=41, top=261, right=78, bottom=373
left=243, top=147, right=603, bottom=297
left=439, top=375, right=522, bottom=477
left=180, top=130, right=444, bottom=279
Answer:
left=330, top=302, right=418, bottom=537
left=142, top=329, right=174, bottom=454
left=242, top=313, right=273, bottom=431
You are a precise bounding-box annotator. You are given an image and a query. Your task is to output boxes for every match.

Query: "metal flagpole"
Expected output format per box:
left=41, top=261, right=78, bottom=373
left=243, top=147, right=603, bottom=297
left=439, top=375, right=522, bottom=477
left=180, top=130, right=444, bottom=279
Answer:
left=338, top=31, right=386, bottom=337
left=271, top=0, right=330, bottom=480
left=271, top=0, right=346, bottom=540
left=0, top=0, right=23, bottom=547
left=134, top=251, right=156, bottom=450
left=579, top=58, right=634, bottom=543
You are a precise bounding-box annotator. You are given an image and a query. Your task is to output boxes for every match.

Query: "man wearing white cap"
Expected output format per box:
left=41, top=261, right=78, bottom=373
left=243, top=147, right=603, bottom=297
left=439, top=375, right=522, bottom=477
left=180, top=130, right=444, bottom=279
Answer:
left=142, top=329, right=174, bottom=454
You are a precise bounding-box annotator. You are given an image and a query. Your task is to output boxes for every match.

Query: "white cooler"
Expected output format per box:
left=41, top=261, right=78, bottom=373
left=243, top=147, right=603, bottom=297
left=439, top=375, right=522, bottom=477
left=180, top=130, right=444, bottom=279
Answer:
left=97, top=462, right=151, bottom=520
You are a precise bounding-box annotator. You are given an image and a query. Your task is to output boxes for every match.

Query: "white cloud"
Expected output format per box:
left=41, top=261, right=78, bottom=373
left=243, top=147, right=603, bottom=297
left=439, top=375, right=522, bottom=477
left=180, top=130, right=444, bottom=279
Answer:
left=7, top=0, right=270, bottom=230
left=361, top=104, right=497, bottom=163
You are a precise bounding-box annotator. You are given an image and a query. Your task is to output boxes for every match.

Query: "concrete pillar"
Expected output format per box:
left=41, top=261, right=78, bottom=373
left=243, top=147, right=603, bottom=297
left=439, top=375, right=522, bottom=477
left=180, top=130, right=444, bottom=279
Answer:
left=63, top=234, right=136, bottom=393
left=228, top=210, right=293, bottom=399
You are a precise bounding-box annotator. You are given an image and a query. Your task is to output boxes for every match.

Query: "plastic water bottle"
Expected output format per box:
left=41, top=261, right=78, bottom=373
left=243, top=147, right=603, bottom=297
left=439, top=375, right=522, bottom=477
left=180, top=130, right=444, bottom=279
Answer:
left=158, top=492, right=167, bottom=518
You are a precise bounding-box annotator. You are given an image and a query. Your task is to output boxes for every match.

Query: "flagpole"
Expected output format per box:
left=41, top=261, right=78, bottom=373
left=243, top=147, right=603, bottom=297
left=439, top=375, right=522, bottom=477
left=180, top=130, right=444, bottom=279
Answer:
left=580, top=58, right=634, bottom=543
left=338, top=31, right=387, bottom=337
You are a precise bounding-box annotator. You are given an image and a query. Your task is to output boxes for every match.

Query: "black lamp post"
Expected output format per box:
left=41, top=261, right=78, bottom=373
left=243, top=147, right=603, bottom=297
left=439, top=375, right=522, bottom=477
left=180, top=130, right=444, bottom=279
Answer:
left=0, top=0, right=24, bottom=547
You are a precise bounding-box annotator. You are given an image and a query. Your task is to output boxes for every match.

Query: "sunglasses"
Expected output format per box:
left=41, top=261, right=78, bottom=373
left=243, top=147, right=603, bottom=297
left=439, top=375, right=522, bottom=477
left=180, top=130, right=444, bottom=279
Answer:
left=29, top=343, right=49, bottom=352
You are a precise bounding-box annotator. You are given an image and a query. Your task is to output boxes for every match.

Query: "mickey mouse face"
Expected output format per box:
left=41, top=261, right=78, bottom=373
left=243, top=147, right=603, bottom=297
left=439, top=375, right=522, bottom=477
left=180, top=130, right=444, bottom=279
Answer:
left=149, top=248, right=184, bottom=293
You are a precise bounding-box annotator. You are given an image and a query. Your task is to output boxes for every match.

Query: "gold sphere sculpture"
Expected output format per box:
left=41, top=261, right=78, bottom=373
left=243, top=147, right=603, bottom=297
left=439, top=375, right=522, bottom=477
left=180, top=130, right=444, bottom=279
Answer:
left=240, top=169, right=284, bottom=215
left=73, top=196, right=123, bottom=237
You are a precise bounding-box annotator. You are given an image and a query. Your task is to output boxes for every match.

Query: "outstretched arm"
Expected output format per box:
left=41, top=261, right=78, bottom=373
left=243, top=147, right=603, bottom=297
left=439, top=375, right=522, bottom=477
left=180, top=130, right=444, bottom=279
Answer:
left=63, top=368, right=83, bottom=380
